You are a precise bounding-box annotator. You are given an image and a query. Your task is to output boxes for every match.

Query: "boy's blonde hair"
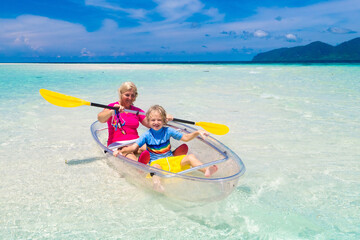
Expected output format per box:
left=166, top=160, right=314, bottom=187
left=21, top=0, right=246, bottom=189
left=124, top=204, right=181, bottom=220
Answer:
left=118, top=82, right=138, bottom=101
left=146, top=105, right=167, bottom=124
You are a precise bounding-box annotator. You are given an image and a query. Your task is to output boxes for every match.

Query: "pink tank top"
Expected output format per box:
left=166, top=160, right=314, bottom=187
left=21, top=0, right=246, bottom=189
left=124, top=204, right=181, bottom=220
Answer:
left=106, top=102, right=146, bottom=146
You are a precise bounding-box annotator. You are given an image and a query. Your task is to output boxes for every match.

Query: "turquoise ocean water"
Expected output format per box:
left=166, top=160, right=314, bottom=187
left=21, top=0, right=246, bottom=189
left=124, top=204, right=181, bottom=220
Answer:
left=0, top=63, right=359, bottom=239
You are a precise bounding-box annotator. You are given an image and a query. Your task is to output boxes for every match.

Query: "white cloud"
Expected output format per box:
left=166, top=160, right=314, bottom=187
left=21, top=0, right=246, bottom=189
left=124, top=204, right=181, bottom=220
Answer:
left=14, top=35, right=41, bottom=51
left=154, top=0, right=204, bottom=22
left=327, top=27, right=356, bottom=34
left=0, top=15, right=88, bottom=53
left=85, top=0, right=148, bottom=19
left=111, top=51, right=126, bottom=57
left=225, top=0, right=359, bottom=32
left=285, top=33, right=297, bottom=42
left=253, top=30, right=269, bottom=38
left=85, top=0, right=225, bottom=27
left=203, top=7, right=225, bottom=22
left=80, top=48, right=95, bottom=57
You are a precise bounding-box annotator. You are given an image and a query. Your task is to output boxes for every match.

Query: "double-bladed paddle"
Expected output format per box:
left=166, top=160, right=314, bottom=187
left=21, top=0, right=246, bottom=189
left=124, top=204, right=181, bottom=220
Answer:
left=39, top=89, right=229, bottom=135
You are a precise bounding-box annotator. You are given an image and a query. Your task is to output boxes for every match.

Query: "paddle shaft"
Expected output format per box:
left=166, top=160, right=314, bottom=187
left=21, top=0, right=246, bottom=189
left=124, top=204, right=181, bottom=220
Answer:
left=91, top=102, right=145, bottom=115
left=91, top=102, right=117, bottom=110
left=172, top=118, right=196, bottom=125
left=92, top=102, right=196, bottom=125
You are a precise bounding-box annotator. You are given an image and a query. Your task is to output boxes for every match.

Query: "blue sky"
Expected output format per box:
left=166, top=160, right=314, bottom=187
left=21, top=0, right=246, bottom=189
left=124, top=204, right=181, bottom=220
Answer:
left=1, top=0, right=359, bottom=62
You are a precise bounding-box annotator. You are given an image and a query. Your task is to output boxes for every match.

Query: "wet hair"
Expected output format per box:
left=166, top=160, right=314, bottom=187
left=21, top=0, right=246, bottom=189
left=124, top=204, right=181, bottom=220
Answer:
left=118, top=82, right=138, bottom=101
left=146, top=105, right=167, bottom=124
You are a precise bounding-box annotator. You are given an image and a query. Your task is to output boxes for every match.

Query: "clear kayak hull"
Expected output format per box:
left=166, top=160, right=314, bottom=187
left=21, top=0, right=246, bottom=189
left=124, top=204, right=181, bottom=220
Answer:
left=91, top=121, right=246, bottom=202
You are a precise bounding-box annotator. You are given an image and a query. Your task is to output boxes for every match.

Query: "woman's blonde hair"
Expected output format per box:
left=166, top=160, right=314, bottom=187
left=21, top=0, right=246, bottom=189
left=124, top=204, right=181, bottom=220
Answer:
left=118, top=82, right=138, bottom=101
left=146, top=105, right=167, bottom=124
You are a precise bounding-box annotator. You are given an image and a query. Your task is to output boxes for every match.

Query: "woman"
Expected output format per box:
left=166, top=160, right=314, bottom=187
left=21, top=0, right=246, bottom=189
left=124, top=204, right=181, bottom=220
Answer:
left=98, top=82, right=149, bottom=160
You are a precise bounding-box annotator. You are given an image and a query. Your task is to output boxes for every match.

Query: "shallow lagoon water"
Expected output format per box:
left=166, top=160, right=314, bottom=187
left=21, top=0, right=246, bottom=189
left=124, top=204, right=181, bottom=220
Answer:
left=0, top=63, right=359, bottom=239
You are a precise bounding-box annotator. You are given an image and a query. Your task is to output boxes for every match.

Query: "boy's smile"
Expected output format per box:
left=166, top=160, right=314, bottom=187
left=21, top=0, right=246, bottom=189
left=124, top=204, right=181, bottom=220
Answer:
left=149, top=111, right=164, bottom=131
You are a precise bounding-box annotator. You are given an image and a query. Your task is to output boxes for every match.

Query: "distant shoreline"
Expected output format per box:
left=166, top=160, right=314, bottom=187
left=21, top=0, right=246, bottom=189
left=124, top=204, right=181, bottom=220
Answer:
left=1, top=60, right=360, bottom=64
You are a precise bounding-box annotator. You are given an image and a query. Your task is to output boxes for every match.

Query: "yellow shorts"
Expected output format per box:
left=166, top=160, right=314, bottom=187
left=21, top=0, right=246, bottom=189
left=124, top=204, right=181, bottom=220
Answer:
left=150, top=155, right=190, bottom=173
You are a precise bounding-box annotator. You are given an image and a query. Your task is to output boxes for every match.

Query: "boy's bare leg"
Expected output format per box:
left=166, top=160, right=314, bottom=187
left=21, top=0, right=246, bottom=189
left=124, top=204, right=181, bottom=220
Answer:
left=181, top=154, right=218, bottom=177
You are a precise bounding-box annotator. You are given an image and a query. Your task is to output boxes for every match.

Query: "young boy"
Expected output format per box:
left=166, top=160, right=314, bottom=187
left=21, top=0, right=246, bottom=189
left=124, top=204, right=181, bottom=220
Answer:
left=114, top=105, right=218, bottom=177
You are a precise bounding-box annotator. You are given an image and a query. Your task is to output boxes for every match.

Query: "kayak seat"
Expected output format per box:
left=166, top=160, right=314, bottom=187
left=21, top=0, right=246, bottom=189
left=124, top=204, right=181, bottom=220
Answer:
left=172, top=144, right=188, bottom=156
left=138, top=150, right=150, bottom=164
left=138, top=144, right=189, bottom=165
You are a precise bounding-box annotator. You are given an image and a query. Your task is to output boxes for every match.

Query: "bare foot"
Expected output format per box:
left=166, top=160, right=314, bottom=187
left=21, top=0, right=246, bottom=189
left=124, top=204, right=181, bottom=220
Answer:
left=152, top=175, right=164, bottom=192
left=205, top=165, right=218, bottom=177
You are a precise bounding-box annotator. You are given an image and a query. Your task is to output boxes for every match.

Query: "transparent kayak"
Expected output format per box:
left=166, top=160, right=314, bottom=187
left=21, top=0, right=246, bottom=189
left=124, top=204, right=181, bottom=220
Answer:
left=91, top=121, right=246, bottom=202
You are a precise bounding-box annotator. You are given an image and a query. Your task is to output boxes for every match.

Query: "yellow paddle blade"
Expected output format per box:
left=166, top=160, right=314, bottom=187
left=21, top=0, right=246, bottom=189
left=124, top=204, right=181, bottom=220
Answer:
left=195, top=122, right=229, bottom=135
left=39, top=89, right=91, bottom=108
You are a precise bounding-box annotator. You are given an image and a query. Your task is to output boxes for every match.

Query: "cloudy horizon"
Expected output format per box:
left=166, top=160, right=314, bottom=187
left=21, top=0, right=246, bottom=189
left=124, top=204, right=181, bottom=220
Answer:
left=1, top=0, right=359, bottom=62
